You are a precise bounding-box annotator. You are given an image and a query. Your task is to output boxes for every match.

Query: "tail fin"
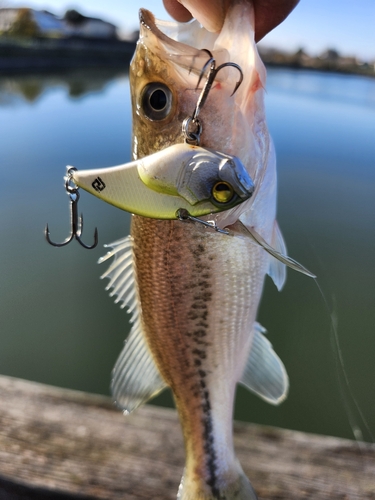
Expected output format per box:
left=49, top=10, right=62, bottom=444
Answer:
left=177, top=461, right=258, bottom=500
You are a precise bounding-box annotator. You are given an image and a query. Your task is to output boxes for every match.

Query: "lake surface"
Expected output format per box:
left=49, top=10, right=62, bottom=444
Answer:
left=1, top=67, right=374, bottom=442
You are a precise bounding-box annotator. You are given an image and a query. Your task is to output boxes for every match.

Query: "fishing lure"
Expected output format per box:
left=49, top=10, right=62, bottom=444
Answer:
left=45, top=59, right=252, bottom=244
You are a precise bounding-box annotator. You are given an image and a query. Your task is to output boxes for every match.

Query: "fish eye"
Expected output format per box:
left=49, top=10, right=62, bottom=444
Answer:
left=141, top=82, right=173, bottom=121
left=212, top=182, right=235, bottom=204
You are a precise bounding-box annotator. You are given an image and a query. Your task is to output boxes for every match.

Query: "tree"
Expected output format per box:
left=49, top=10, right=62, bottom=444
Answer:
left=8, top=8, right=40, bottom=38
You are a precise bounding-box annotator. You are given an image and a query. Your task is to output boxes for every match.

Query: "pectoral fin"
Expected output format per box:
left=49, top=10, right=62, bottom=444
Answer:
left=99, top=236, right=167, bottom=413
left=267, top=221, right=287, bottom=291
left=239, top=323, right=289, bottom=405
left=236, top=221, right=316, bottom=279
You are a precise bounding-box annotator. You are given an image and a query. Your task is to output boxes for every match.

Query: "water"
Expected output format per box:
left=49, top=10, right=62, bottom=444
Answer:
left=0, top=67, right=374, bottom=442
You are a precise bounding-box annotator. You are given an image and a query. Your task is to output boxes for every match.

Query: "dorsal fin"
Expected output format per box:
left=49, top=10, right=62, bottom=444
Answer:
left=239, top=322, right=289, bottom=405
left=98, top=236, right=137, bottom=317
left=99, top=237, right=167, bottom=413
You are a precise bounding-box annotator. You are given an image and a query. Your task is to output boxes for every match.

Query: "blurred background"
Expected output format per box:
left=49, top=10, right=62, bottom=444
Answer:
left=0, top=0, right=374, bottom=443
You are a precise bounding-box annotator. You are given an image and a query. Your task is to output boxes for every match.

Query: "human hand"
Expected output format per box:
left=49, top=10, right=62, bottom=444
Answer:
left=162, top=0, right=299, bottom=42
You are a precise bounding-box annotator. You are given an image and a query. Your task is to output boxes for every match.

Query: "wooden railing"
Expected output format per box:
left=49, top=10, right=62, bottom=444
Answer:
left=0, top=375, right=374, bottom=499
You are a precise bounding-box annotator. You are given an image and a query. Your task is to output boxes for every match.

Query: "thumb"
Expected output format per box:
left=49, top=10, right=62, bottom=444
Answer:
left=163, top=0, right=229, bottom=33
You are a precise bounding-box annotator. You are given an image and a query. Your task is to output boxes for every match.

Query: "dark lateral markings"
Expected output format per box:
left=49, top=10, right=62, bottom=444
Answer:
left=188, top=240, right=222, bottom=498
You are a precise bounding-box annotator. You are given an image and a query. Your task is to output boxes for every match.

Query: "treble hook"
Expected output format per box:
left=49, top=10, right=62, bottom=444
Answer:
left=193, top=51, right=244, bottom=122
left=45, top=167, right=98, bottom=249
left=183, top=51, right=244, bottom=145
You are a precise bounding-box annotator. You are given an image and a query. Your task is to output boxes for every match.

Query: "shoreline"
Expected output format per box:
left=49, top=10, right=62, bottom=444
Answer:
left=259, top=47, right=375, bottom=79
left=0, top=36, right=136, bottom=74
left=264, top=61, right=375, bottom=79
left=0, top=37, right=373, bottom=79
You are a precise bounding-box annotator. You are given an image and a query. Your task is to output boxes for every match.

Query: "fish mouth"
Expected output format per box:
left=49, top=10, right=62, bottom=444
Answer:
left=139, top=9, right=218, bottom=52
left=138, top=9, right=227, bottom=85
left=138, top=6, right=266, bottom=88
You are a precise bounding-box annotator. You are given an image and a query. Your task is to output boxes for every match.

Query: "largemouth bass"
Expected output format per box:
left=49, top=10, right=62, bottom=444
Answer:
left=98, top=3, right=297, bottom=499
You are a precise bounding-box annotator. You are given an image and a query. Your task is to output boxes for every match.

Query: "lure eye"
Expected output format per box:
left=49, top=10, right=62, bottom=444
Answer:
left=141, top=82, right=173, bottom=121
left=212, top=182, right=234, bottom=204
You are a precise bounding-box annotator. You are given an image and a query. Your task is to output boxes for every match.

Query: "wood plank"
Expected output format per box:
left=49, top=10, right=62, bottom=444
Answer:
left=0, top=375, right=374, bottom=499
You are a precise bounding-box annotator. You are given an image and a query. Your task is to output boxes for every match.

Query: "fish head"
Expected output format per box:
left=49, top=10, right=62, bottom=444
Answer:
left=131, top=9, right=216, bottom=159
left=71, top=3, right=272, bottom=223
left=131, top=5, right=269, bottom=203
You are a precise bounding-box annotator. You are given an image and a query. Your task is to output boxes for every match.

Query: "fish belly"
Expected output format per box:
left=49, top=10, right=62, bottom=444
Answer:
left=132, top=214, right=267, bottom=499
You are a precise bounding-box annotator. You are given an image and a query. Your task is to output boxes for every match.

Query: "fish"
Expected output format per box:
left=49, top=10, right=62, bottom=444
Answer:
left=91, top=2, right=313, bottom=499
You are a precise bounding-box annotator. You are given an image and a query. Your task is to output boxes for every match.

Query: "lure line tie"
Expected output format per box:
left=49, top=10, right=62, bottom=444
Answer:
left=176, top=208, right=229, bottom=235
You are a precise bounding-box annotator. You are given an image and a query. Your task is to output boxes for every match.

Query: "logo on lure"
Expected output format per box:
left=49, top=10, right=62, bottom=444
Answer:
left=92, top=177, right=106, bottom=193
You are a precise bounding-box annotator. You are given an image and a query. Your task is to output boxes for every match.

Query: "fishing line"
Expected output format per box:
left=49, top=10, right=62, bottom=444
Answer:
left=312, top=277, right=374, bottom=444
left=298, top=224, right=374, bottom=444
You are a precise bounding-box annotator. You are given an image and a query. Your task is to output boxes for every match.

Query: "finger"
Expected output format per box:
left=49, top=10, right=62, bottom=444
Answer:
left=253, top=0, right=300, bottom=42
left=163, top=0, right=299, bottom=41
left=162, top=0, right=193, bottom=22
left=164, top=0, right=229, bottom=33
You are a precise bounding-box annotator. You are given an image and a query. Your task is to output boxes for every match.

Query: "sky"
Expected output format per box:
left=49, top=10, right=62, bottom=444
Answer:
left=5, top=0, right=375, bottom=61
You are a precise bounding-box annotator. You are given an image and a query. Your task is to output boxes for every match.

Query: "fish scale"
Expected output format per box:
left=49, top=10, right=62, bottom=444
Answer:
left=131, top=215, right=268, bottom=498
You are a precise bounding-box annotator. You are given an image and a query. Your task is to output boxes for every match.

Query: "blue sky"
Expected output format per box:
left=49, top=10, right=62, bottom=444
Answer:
left=9, top=0, right=375, bottom=61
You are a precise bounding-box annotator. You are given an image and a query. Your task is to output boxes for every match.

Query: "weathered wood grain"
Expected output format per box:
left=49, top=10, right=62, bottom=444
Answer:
left=0, top=375, right=373, bottom=499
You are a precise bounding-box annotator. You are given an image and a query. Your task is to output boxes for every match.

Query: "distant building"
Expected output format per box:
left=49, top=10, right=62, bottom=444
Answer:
left=320, top=49, right=340, bottom=62
left=63, top=9, right=117, bottom=39
left=33, top=10, right=66, bottom=37
left=0, top=7, right=118, bottom=39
